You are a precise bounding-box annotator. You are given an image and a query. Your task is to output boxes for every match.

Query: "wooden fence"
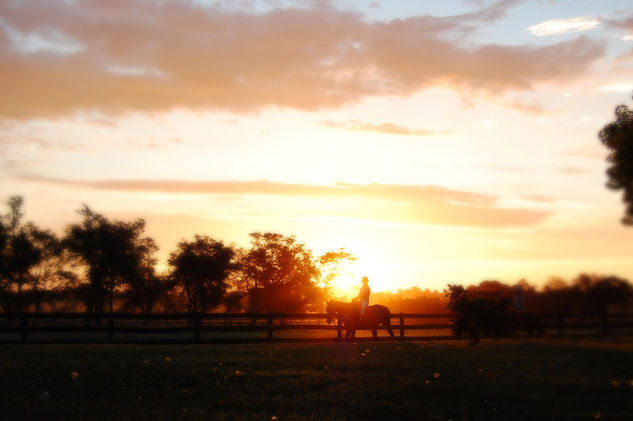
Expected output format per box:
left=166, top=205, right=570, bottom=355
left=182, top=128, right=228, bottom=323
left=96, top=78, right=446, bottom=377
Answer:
left=1, top=312, right=633, bottom=344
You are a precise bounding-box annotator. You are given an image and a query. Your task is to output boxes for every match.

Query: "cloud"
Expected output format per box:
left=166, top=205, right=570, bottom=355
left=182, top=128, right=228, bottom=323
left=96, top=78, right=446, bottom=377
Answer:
left=0, top=0, right=604, bottom=118
left=563, top=148, right=605, bottom=159
left=606, top=16, right=633, bottom=33
left=453, top=0, right=525, bottom=24
left=106, top=64, right=166, bottom=78
left=487, top=164, right=529, bottom=172
left=0, top=17, right=84, bottom=55
left=502, top=100, right=546, bottom=115
left=598, top=83, right=633, bottom=93
left=559, top=166, right=589, bottom=174
left=528, top=16, right=601, bottom=36
left=321, top=120, right=447, bottom=136
left=522, top=195, right=555, bottom=203
left=16, top=175, right=551, bottom=228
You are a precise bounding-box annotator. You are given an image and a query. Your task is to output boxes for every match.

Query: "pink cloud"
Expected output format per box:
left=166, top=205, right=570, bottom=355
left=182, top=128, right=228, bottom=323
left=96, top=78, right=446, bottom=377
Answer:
left=0, top=1, right=604, bottom=118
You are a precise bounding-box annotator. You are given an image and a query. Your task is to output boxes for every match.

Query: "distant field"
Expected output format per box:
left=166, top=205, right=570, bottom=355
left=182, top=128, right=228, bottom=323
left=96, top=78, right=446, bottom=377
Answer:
left=1, top=338, right=633, bottom=420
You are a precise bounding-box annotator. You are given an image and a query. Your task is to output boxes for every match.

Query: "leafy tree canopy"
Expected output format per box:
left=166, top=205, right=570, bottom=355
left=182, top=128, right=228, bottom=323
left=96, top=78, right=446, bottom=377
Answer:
left=238, top=232, right=320, bottom=313
left=599, top=95, right=633, bottom=225
left=64, top=205, right=156, bottom=313
left=168, top=235, right=234, bottom=313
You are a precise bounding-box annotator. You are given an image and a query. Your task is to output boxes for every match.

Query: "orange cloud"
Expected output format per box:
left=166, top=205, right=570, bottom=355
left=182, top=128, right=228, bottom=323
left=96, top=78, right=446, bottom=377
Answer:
left=0, top=1, right=604, bottom=118
left=321, top=120, right=446, bottom=136
left=17, top=175, right=551, bottom=228
left=502, top=100, right=547, bottom=115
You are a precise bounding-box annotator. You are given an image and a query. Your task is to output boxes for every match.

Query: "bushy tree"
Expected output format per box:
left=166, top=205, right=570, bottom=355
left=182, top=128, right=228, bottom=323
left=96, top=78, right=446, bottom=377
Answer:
left=168, top=235, right=234, bottom=313
left=0, top=196, right=43, bottom=312
left=573, top=273, right=632, bottom=314
left=445, top=283, right=512, bottom=344
left=120, top=237, right=172, bottom=315
left=64, top=205, right=157, bottom=313
left=599, top=95, right=633, bottom=225
left=237, top=232, right=320, bottom=313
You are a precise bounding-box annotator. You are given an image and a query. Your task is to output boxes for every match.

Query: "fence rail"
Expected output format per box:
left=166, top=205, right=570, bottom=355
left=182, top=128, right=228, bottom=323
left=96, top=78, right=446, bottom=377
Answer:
left=1, top=312, right=633, bottom=344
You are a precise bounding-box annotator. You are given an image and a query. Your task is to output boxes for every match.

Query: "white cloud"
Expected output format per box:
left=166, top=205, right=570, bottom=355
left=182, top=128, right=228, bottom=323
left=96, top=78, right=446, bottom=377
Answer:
left=598, top=83, right=633, bottom=93
left=0, top=18, right=84, bottom=55
left=107, top=65, right=166, bottom=78
left=528, top=17, right=601, bottom=36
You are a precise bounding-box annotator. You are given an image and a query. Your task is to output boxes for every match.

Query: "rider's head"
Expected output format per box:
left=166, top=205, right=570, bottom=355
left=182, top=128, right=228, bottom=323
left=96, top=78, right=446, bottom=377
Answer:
left=361, top=276, right=369, bottom=285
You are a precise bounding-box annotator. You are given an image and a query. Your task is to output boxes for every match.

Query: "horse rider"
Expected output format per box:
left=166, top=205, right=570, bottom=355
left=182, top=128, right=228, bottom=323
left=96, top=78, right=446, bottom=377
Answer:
left=351, top=276, right=371, bottom=319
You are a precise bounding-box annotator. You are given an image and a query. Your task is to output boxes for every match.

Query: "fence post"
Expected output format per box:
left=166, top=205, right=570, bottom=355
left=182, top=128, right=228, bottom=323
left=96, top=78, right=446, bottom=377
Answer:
left=107, top=315, right=114, bottom=343
left=20, top=314, right=28, bottom=343
left=337, top=318, right=342, bottom=343
left=557, top=314, right=564, bottom=338
left=267, top=315, right=274, bottom=341
left=399, top=313, right=405, bottom=340
left=193, top=313, right=201, bottom=342
left=601, top=313, right=608, bottom=336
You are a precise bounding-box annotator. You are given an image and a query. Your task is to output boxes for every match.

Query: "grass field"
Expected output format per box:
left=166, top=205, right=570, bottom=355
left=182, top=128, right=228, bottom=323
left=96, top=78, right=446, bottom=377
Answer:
left=1, top=338, right=633, bottom=420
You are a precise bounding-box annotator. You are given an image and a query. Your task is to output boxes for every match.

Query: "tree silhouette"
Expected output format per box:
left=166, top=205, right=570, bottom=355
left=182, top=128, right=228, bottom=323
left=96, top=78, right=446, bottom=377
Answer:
left=120, top=237, right=170, bottom=316
left=27, top=227, right=78, bottom=312
left=0, top=196, right=43, bottom=312
left=64, top=205, right=157, bottom=313
left=5, top=195, right=24, bottom=235
left=168, top=235, right=234, bottom=313
left=238, top=232, right=320, bottom=313
left=598, top=94, right=633, bottom=225
left=573, top=273, right=632, bottom=314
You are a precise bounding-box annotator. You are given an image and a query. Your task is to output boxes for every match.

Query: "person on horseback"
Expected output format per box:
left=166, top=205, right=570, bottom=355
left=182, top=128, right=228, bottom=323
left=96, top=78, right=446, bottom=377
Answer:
left=351, top=276, right=371, bottom=319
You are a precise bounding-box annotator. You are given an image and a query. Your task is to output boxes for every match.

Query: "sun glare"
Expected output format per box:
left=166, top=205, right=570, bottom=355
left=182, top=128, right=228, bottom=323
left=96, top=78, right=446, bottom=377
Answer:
left=330, top=254, right=394, bottom=299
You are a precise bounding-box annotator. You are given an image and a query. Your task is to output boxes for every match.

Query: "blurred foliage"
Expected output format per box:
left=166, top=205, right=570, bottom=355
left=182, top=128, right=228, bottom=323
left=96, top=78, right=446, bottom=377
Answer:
left=599, top=94, right=633, bottom=225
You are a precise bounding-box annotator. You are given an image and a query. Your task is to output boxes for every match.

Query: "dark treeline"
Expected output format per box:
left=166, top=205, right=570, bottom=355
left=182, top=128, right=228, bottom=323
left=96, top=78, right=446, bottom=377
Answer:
left=450, top=276, right=633, bottom=316
left=1, top=195, right=632, bottom=315
left=0, top=195, right=357, bottom=314
left=371, top=274, right=633, bottom=315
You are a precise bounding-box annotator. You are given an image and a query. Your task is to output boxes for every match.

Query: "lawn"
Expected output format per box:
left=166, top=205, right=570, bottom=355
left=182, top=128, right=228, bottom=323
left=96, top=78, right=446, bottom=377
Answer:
left=1, top=338, right=633, bottom=420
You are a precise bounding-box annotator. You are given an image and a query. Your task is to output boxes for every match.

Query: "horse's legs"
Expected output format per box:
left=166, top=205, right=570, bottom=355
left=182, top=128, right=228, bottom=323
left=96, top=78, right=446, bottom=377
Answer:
left=383, top=319, right=395, bottom=337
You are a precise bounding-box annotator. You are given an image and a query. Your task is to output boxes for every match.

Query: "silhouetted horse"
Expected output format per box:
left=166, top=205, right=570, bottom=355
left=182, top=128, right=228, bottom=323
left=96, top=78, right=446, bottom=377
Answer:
left=326, top=301, right=394, bottom=340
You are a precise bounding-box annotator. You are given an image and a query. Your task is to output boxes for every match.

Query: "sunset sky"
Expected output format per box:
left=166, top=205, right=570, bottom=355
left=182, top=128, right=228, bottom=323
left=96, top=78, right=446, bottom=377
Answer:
left=1, top=0, right=632, bottom=296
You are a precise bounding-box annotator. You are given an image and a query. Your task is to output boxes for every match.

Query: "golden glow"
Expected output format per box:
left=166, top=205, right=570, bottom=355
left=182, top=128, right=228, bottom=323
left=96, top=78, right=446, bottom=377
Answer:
left=327, top=242, right=396, bottom=298
left=2, top=1, right=632, bottom=293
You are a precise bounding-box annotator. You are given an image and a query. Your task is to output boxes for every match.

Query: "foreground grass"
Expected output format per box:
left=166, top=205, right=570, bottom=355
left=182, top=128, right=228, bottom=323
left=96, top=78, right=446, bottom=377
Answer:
left=1, top=339, right=633, bottom=420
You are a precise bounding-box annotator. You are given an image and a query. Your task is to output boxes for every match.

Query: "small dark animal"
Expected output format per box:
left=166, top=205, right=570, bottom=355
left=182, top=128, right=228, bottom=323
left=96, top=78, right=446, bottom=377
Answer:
left=326, top=301, right=394, bottom=340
